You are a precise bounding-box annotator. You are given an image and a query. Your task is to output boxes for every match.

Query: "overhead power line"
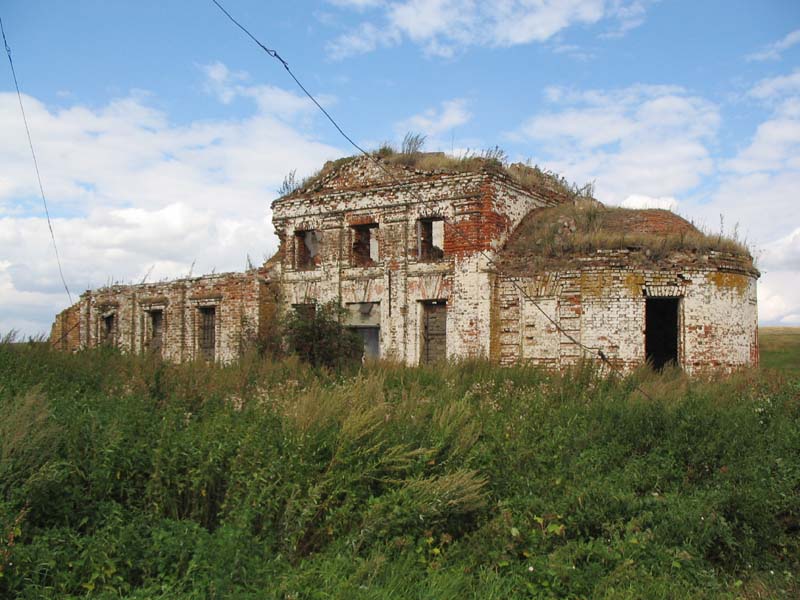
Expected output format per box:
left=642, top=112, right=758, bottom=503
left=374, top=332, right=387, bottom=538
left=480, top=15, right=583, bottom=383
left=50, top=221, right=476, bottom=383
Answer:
left=209, top=0, right=652, bottom=398
left=1, top=17, right=73, bottom=305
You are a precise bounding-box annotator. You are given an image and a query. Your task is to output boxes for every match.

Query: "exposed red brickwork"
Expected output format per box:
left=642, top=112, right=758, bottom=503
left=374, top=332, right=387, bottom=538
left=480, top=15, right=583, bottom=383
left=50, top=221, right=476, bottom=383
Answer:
left=601, top=209, right=695, bottom=236
left=50, top=304, right=81, bottom=350
left=50, top=154, right=758, bottom=373
left=50, top=270, right=273, bottom=362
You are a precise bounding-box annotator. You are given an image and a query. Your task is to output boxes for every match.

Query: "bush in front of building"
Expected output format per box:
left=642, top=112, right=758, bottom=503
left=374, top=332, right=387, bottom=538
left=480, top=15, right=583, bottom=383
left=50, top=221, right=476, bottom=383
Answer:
left=283, top=301, right=364, bottom=369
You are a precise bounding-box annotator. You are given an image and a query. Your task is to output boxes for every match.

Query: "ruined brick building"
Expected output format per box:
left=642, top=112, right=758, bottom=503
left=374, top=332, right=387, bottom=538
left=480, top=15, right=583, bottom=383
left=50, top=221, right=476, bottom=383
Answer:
left=50, top=152, right=759, bottom=372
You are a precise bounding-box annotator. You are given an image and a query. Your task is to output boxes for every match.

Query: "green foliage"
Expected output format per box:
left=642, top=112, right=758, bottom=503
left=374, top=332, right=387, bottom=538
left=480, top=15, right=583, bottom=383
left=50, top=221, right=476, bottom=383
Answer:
left=0, top=339, right=798, bottom=598
left=283, top=301, right=364, bottom=369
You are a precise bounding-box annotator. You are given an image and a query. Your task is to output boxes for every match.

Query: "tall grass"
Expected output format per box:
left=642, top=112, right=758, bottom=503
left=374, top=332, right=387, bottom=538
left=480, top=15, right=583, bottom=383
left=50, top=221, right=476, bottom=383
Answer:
left=0, top=341, right=798, bottom=598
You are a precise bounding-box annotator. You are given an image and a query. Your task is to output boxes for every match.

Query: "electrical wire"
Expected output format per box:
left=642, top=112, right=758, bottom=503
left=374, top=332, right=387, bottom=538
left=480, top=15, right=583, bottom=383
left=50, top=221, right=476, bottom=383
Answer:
left=1, top=16, right=73, bottom=305
left=210, top=0, right=652, bottom=397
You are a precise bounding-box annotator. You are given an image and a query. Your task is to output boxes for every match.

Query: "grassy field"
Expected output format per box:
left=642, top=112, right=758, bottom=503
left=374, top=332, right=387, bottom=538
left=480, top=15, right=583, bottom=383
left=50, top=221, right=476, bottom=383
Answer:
left=1, top=340, right=798, bottom=599
left=760, top=327, right=800, bottom=376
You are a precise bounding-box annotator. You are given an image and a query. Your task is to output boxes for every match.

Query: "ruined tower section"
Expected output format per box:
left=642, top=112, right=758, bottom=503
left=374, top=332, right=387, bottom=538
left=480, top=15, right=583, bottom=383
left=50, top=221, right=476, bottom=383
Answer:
left=271, top=155, right=560, bottom=365
left=494, top=205, right=760, bottom=374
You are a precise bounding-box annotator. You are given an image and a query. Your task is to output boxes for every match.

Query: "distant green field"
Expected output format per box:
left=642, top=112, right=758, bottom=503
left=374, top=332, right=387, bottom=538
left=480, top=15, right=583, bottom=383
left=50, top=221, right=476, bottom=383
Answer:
left=760, top=326, right=800, bottom=375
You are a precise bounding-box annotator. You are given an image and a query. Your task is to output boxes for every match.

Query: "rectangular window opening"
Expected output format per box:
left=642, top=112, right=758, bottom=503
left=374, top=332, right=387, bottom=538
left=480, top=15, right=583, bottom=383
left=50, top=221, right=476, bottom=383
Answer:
left=295, top=230, right=320, bottom=270
left=417, top=218, right=444, bottom=261
left=198, top=306, right=216, bottom=361
left=352, top=223, right=379, bottom=266
left=351, top=326, right=380, bottom=360
left=420, top=300, right=447, bottom=365
left=645, top=297, right=679, bottom=370
left=149, top=310, right=164, bottom=354
left=292, top=303, right=316, bottom=321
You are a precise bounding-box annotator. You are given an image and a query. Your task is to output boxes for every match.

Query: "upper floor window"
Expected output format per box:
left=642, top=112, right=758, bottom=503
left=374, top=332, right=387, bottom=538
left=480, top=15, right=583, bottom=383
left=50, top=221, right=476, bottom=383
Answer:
left=295, top=229, right=320, bottom=270
left=352, top=223, right=379, bottom=266
left=417, top=217, right=444, bottom=261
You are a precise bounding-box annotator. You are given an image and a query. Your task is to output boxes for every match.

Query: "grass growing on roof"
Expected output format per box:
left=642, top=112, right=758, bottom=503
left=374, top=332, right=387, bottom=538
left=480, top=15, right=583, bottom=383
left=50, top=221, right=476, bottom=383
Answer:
left=498, top=199, right=754, bottom=273
left=283, top=138, right=592, bottom=201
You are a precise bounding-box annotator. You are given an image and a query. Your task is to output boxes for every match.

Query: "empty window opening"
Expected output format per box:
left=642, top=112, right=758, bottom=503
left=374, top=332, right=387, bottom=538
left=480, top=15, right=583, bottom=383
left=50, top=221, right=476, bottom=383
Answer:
left=198, top=306, right=216, bottom=361
left=295, top=230, right=320, bottom=269
left=292, top=303, right=316, bottom=321
left=420, top=300, right=447, bottom=365
left=351, top=326, right=380, bottom=360
left=645, top=297, right=679, bottom=370
left=418, top=218, right=444, bottom=261
left=149, top=310, right=164, bottom=354
left=101, top=314, right=115, bottom=346
left=352, top=223, right=379, bottom=266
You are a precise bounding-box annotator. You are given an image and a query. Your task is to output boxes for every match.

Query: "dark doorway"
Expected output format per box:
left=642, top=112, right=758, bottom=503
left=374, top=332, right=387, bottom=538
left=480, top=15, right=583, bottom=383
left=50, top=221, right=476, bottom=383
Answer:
left=645, top=297, right=679, bottom=370
left=149, top=310, right=164, bottom=355
left=352, top=327, right=380, bottom=359
left=198, top=307, right=216, bottom=361
left=420, top=301, right=447, bottom=365
left=101, top=314, right=115, bottom=346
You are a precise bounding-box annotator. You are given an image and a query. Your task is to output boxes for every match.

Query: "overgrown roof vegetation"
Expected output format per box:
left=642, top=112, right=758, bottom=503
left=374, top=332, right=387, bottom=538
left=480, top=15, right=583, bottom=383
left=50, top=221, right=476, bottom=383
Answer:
left=279, top=133, right=594, bottom=200
left=499, top=199, right=754, bottom=273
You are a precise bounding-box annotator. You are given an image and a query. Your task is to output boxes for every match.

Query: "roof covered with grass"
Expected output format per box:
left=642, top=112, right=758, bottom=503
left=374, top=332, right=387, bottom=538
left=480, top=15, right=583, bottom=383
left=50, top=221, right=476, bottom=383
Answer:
left=279, top=146, right=591, bottom=202
left=497, top=200, right=755, bottom=274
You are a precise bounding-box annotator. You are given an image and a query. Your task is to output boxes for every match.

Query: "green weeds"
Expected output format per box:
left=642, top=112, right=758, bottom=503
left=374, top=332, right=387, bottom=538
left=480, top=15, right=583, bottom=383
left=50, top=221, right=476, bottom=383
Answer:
left=0, top=341, right=798, bottom=598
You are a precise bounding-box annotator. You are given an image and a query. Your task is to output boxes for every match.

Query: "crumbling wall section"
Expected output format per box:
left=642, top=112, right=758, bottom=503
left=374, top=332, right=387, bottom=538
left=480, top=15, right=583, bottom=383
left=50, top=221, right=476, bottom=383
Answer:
left=272, top=166, right=548, bottom=365
left=496, top=253, right=759, bottom=373
left=50, top=303, right=81, bottom=351
left=49, top=270, right=265, bottom=363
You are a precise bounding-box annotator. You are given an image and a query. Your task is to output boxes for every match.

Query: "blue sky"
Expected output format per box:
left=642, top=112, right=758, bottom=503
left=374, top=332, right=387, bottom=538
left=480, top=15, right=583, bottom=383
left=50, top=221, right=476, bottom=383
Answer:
left=1, top=0, right=800, bottom=335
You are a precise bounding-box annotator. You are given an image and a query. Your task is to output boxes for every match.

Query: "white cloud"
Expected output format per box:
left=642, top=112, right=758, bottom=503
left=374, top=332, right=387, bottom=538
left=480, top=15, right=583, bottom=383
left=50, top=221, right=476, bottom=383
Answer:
left=326, top=0, right=649, bottom=59
left=327, top=22, right=401, bottom=60
left=707, top=71, right=800, bottom=247
left=758, top=276, right=794, bottom=323
left=723, top=115, right=800, bottom=174
left=761, top=227, right=800, bottom=271
left=200, top=61, right=329, bottom=119
left=749, top=69, right=800, bottom=101
left=551, top=43, right=596, bottom=61
left=606, top=0, right=647, bottom=33
left=703, top=77, right=800, bottom=325
left=0, top=64, right=344, bottom=336
left=396, top=98, right=471, bottom=138
left=619, top=194, right=678, bottom=211
left=510, top=80, right=800, bottom=325
left=746, top=29, right=800, bottom=62
left=201, top=61, right=249, bottom=103
left=513, top=84, right=719, bottom=203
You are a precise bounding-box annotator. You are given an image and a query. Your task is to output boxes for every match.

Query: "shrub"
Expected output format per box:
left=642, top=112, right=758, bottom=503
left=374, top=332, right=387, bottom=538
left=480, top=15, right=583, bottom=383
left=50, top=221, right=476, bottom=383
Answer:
left=283, top=301, right=364, bottom=369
